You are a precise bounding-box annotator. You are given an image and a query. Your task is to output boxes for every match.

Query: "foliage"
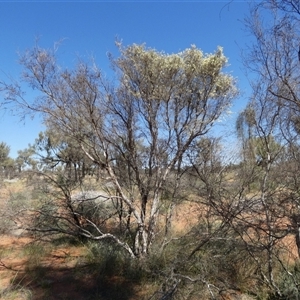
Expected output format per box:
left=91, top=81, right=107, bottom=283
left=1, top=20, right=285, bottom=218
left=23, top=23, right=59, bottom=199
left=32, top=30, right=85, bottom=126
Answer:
left=0, top=142, right=16, bottom=179
left=272, top=263, right=300, bottom=300
left=0, top=280, right=32, bottom=300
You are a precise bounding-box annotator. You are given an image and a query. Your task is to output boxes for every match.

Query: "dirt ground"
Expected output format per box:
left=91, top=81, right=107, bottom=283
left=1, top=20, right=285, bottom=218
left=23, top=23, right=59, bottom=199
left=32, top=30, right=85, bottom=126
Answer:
left=0, top=235, right=90, bottom=300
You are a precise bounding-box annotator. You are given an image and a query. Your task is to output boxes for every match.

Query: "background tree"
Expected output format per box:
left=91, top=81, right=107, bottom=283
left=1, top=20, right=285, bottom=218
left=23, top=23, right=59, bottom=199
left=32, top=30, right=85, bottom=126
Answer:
left=15, top=146, right=37, bottom=174
left=0, top=142, right=15, bottom=179
left=33, top=129, right=97, bottom=182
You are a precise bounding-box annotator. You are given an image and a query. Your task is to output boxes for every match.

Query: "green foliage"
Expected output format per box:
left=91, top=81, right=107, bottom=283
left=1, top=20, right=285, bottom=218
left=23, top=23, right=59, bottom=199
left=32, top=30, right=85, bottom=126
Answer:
left=0, top=141, right=16, bottom=179
left=0, top=141, right=10, bottom=163
left=116, top=43, right=236, bottom=103
left=269, top=263, right=300, bottom=300
left=86, top=241, right=145, bottom=281
left=0, top=275, right=32, bottom=300
left=8, top=190, right=32, bottom=210
left=50, top=234, right=83, bottom=247
left=23, top=243, right=51, bottom=268
left=16, top=146, right=37, bottom=172
left=0, top=188, right=33, bottom=235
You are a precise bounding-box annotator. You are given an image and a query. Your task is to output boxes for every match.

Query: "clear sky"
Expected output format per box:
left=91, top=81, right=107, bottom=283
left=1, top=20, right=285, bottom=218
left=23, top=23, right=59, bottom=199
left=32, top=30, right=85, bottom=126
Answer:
left=0, top=1, right=253, bottom=158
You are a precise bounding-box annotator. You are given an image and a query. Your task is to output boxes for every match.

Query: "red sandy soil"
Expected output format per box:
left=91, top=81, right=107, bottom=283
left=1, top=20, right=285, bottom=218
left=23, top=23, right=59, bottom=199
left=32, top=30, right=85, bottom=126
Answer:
left=0, top=235, right=91, bottom=300
left=0, top=233, right=153, bottom=300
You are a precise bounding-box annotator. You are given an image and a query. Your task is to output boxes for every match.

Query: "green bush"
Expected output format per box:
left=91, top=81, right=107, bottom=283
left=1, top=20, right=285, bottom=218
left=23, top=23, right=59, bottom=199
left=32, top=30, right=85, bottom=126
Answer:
left=86, top=241, right=146, bottom=282
left=269, top=263, right=300, bottom=300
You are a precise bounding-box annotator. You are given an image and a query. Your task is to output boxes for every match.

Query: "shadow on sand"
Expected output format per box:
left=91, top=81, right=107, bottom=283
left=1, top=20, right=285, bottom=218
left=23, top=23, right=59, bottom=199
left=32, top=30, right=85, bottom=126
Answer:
left=9, top=262, right=139, bottom=300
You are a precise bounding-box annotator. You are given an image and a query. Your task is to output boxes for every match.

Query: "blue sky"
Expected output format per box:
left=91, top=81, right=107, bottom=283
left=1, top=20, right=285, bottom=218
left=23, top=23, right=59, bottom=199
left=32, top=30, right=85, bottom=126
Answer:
left=0, top=1, right=253, bottom=158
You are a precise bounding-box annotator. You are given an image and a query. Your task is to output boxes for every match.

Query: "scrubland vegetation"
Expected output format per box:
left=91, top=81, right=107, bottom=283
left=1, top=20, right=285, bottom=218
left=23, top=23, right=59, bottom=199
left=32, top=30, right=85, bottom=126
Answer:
left=2, top=1, right=300, bottom=299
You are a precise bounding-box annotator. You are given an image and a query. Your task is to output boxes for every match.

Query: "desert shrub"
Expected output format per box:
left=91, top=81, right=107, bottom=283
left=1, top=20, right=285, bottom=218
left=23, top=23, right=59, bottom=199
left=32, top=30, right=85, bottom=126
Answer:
left=159, top=226, right=266, bottom=299
left=51, top=234, right=83, bottom=246
left=8, top=190, right=32, bottom=211
left=73, top=191, right=117, bottom=223
left=23, top=243, right=51, bottom=269
left=85, top=241, right=146, bottom=282
left=0, top=211, right=13, bottom=234
left=0, top=283, right=32, bottom=300
left=0, top=189, right=33, bottom=235
left=268, top=262, right=300, bottom=300
left=30, top=198, right=62, bottom=236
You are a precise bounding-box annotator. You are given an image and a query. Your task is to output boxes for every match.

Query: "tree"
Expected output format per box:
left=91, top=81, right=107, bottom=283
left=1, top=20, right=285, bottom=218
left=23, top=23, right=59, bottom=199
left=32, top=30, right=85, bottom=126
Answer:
left=1, top=42, right=237, bottom=258
left=0, top=142, right=10, bottom=163
left=15, top=146, right=37, bottom=173
left=0, top=142, right=15, bottom=179
left=32, top=129, right=97, bottom=182
left=239, top=1, right=300, bottom=297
